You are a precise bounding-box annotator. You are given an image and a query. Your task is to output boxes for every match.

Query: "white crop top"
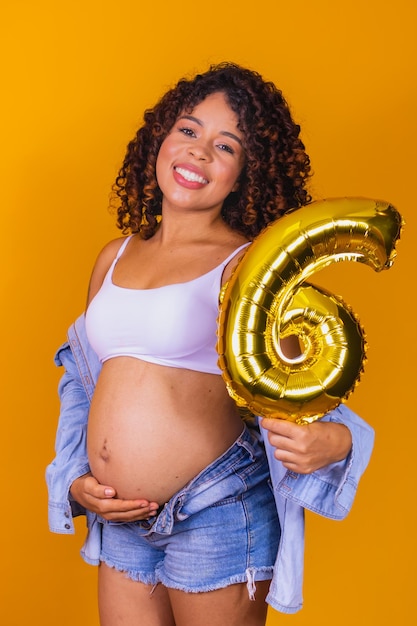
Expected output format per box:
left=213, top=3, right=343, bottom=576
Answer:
left=85, top=236, right=250, bottom=375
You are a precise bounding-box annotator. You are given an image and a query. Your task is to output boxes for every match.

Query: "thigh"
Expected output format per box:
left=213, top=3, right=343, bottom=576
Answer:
left=99, top=518, right=164, bottom=584
left=168, top=580, right=270, bottom=626
left=98, top=562, right=176, bottom=626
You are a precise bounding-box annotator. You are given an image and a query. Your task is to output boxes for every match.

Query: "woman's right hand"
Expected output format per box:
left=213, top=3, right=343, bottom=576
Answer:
left=70, top=472, right=160, bottom=521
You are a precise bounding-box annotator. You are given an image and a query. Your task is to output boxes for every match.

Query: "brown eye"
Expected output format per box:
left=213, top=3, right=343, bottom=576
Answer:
left=179, top=127, right=196, bottom=137
left=217, top=143, right=235, bottom=155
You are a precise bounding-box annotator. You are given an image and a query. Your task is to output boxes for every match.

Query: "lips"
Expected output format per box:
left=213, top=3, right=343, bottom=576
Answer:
left=174, top=165, right=209, bottom=186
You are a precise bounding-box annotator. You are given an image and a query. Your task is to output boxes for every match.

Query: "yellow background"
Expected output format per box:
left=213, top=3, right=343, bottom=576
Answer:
left=1, top=0, right=416, bottom=624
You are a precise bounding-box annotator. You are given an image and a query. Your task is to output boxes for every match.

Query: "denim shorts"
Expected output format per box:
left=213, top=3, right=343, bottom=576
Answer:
left=97, top=424, right=280, bottom=595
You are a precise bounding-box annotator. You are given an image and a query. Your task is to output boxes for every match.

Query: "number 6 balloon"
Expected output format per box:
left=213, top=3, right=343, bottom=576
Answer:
left=217, top=197, right=403, bottom=424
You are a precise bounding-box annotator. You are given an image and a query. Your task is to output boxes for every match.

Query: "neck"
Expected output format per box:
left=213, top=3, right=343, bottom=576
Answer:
left=155, top=211, right=230, bottom=245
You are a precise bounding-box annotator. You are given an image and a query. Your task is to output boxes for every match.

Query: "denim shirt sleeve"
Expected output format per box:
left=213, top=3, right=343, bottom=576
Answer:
left=267, top=403, right=375, bottom=519
left=45, top=340, right=91, bottom=533
left=263, top=403, right=374, bottom=613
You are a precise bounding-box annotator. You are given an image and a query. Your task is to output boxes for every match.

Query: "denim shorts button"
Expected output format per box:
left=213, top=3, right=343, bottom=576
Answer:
left=64, top=523, right=71, bottom=529
left=141, top=521, right=152, bottom=530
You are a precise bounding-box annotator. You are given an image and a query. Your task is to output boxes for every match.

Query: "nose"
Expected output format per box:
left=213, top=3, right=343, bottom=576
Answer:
left=188, top=141, right=211, bottom=161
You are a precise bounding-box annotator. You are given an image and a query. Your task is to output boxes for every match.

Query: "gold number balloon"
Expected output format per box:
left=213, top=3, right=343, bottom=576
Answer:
left=217, top=197, right=403, bottom=424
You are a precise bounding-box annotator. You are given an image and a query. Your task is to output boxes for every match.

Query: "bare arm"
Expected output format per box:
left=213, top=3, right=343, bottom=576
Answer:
left=73, top=236, right=159, bottom=521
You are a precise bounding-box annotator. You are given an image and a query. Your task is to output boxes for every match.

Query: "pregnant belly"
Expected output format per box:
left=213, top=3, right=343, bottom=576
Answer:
left=87, top=359, right=243, bottom=504
left=88, top=412, right=205, bottom=503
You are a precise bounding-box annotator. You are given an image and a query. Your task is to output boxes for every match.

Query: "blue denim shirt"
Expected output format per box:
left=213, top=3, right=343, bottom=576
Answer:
left=46, top=314, right=374, bottom=614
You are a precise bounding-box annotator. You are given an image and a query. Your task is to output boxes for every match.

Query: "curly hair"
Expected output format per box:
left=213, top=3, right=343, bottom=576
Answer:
left=112, top=62, right=312, bottom=240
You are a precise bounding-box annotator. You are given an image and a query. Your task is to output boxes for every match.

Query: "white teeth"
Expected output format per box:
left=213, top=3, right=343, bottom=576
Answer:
left=175, top=167, right=208, bottom=184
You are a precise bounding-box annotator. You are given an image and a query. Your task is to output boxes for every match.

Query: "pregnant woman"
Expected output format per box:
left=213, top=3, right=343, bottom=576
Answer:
left=47, top=62, right=374, bottom=626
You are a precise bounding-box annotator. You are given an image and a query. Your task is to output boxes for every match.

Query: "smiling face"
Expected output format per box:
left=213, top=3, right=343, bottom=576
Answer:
left=155, top=92, right=245, bottom=217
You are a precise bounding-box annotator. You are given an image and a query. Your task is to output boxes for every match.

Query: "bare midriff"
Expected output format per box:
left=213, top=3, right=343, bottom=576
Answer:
left=87, top=357, right=244, bottom=505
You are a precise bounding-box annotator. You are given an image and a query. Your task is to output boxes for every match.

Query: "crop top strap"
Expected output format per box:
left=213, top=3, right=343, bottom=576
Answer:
left=115, top=235, right=133, bottom=260
left=218, top=242, right=251, bottom=304
left=221, top=242, right=251, bottom=267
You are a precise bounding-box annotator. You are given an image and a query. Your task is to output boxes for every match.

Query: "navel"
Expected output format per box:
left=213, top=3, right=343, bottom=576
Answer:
left=99, top=438, right=111, bottom=462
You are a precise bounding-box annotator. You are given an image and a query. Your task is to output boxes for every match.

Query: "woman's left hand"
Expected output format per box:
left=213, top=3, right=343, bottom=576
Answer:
left=260, top=418, right=352, bottom=474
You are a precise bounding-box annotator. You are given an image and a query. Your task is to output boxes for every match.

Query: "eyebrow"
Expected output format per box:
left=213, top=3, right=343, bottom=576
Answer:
left=178, top=114, right=243, bottom=146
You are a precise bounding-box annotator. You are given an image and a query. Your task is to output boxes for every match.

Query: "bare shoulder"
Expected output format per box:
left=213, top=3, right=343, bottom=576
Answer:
left=86, top=236, right=130, bottom=305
